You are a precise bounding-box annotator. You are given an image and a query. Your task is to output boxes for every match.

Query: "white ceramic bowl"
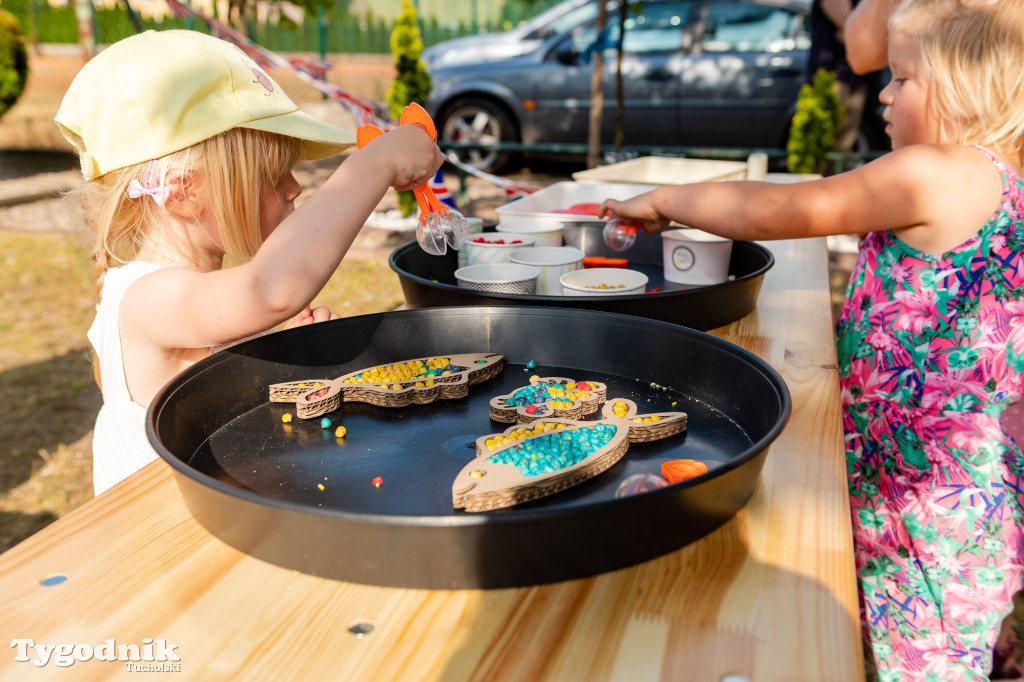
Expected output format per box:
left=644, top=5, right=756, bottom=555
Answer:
left=507, top=246, right=585, bottom=296
left=459, top=232, right=537, bottom=267
left=560, top=267, right=648, bottom=296
left=661, top=229, right=733, bottom=285
left=496, top=222, right=563, bottom=247
left=454, top=263, right=540, bottom=295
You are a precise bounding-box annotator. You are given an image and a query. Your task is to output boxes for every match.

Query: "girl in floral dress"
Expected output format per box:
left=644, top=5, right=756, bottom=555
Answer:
left=601, top=1, right=1024, bottom=678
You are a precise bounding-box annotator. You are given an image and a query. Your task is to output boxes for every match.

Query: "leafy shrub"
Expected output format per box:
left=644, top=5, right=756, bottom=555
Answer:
left=787, top=68, right=843, bottom=175
left=0, top=9, right=28, bottom=120
left=386, top=0, right=432, bottom=217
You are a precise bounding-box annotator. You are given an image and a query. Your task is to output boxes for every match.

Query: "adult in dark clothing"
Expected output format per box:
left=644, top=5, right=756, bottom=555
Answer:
left=808, top=0, right=881, bottom=151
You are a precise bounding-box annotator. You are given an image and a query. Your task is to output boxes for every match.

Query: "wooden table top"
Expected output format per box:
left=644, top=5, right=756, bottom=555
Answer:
left=0, top=237, right=863, bottom=681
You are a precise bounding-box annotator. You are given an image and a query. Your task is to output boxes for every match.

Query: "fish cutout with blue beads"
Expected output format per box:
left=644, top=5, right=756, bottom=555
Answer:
left=453, top=397, right=687, bottom=512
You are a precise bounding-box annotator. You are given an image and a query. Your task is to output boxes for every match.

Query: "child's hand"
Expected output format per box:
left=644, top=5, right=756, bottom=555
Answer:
left=359, top=124, right=444, bottom=191
left=283, top=305, right=340, bottom=330
left=600, top=196, right=671, bottom=236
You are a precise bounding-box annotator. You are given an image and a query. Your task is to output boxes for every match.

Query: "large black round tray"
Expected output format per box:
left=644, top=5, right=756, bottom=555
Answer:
left=149, top=306, right=790, bottom=589
left=389, top=239, right=774, bottom=331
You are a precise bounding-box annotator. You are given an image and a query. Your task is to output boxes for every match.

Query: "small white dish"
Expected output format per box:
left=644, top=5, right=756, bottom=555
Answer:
left=560, top=267, right=648, bottom=296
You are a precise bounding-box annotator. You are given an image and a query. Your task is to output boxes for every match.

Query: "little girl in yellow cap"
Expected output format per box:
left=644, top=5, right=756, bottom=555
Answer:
left=54, top=30, right=442, bottom=495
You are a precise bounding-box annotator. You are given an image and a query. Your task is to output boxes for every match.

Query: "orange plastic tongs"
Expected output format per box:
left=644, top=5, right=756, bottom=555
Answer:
left=357, top=103, right=468, bottom=255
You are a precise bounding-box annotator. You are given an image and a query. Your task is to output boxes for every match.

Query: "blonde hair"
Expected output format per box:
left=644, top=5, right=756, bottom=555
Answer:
left=890, top=0, right=1024, bottom=162
left=68, top=127, right=303, bottom=384
left=69, top=127, right=303, bottom=281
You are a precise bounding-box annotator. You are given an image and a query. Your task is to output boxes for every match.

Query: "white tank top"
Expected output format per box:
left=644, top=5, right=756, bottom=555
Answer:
left=87, top=261, right=165, bottom=495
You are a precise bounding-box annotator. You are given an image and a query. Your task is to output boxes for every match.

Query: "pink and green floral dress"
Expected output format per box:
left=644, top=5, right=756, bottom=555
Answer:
left=836, top=147, right=1024, bottom=681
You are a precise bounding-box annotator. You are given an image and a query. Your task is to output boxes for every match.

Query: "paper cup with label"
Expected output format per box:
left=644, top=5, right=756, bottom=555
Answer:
left=661, top=229, right=732, bottom=285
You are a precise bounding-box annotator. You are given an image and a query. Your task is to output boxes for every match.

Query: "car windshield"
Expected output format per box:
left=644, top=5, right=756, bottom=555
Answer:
left=522, top=0, right=602, bottom=40
left=701, top=1, right=810, bottom=52
left=563, top=1, right=694, bottom=55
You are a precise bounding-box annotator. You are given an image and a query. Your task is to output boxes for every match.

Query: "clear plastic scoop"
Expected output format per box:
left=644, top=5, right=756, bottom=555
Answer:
left=602, top=217, right=645, bottom=252
left=357, top=104, right=469, bottom=256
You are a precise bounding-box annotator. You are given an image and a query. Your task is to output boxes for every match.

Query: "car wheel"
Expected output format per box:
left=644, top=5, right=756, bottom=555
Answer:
left=438, top=98, right=517, bottom=175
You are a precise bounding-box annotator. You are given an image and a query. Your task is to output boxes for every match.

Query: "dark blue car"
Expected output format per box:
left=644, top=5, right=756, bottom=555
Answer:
left=423, top=0, right=886, bottom=173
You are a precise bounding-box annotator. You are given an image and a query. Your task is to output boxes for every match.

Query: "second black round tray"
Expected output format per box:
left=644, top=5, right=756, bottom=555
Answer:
left=389, top=240, right=774, bottom=331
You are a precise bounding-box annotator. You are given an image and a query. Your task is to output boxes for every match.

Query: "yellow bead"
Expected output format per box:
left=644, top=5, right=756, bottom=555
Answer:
left=281, top=413, right=293, bottom=423
left=335, top=426, right=347, bottom=438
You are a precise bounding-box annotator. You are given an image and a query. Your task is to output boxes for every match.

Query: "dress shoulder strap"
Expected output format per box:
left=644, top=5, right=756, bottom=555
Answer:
left=971, top=145, right=1020, bottom=185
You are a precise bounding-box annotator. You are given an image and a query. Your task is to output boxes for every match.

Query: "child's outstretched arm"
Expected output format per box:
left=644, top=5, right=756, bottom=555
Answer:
left=128, top=124, right=442, bottom=352
left=601, top=144, right=1003, bottom=251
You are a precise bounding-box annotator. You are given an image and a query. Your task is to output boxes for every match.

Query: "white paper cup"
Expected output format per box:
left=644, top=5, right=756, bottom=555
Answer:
left=454, top=263, right=540, bottom=295
left=661, top=229, right=733, bottom=285
left=497, top=222, right=563, bottom=247
left=460, top=232, right=536, bottom=268
left=457, top=218, right=487, bottom=267
left=508, top=246, right=585, bottom=295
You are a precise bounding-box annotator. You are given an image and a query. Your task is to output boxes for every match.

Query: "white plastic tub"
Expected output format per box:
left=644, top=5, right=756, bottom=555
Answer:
left=572, top=157, right=748, bottom=185
left=494, top=181, right=658, bottom=234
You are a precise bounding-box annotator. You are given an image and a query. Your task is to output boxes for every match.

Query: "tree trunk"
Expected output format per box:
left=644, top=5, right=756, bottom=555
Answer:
left=614, top=1, right=627, bottom=153
left=586, top=1, right=607, bottom=169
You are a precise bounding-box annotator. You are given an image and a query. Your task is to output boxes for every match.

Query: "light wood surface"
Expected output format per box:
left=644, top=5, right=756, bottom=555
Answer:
left=0, top=238, right=863, bottom=681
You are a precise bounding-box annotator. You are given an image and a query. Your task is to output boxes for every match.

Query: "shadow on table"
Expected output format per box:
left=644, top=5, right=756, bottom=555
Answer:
left=431, top=547, right=868, bottom=681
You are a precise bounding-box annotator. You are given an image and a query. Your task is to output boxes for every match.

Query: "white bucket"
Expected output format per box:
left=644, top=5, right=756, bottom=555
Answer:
left=508, top=246, right=585, bottom=295
left=661, top=229, right=733, bottom=285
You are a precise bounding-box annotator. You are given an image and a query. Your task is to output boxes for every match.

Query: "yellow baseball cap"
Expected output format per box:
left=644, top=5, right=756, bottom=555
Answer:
left=55, top=29, right=356, bottom=179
